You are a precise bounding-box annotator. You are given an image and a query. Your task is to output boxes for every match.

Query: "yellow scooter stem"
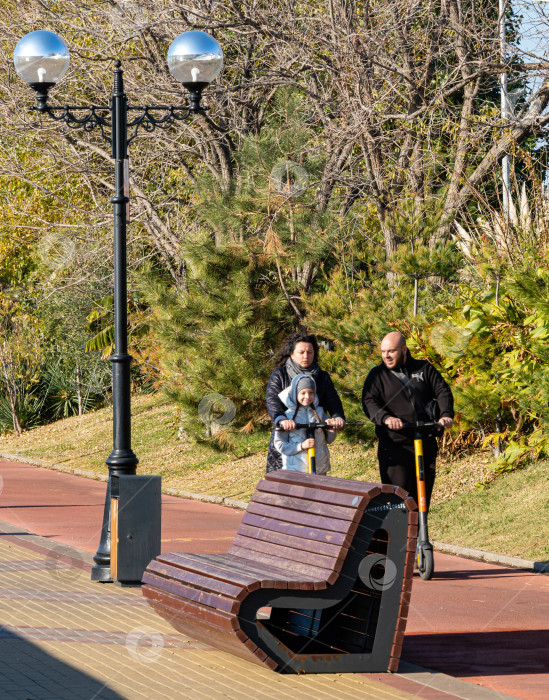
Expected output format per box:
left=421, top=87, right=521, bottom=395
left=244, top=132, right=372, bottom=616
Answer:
left=307, top=426, right=316, bottom=474
left=414, top=437, right=428, bottom=513
left=307, top=446, right=316, bottom=474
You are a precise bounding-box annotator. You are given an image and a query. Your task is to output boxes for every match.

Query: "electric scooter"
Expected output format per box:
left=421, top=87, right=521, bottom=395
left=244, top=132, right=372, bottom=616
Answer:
left=402, top=420, right=444, bottom=581
left=278, top=418, right=442, bottom=579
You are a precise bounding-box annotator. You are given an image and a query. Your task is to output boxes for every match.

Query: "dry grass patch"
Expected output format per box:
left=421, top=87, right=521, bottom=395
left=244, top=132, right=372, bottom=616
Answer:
left=0, top=392, right=546, bottom=560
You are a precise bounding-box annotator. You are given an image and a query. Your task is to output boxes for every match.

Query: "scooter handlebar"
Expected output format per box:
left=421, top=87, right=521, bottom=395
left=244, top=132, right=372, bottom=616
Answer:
left=275, top=422, right=339, bottom=431
left=400, top=420, right=445, bottom=436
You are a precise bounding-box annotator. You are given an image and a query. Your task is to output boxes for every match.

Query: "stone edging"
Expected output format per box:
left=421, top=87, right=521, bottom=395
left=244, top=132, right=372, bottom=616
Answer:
left=433, top=540, right=549, bottom=573
left=0, top=452, right=248, bottom=510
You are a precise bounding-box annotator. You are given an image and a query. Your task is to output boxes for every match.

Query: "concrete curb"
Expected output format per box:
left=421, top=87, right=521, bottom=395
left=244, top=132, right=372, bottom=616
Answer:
left=2, top=450, right=547, bottom=570
left=162, top=486, right=248, bottom=510
left=0, top=452, right=248, bottom=510
left=433, top=540, right=549, bottom=574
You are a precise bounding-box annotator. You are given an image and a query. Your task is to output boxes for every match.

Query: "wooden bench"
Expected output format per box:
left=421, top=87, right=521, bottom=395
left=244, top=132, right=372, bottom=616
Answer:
left=142, top=470, right=418, bottom=674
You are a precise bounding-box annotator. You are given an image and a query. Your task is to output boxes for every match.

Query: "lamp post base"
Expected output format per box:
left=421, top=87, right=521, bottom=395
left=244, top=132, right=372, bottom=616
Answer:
left=91, top=449, right=138, bottom=583
left=91, top=562, right=113, bottom=583
left=91, top=476, right=115, bottom=582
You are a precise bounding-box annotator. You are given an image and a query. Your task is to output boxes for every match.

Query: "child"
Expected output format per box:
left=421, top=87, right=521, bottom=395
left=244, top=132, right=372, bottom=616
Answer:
left=273, top=373, right=338, bottom=474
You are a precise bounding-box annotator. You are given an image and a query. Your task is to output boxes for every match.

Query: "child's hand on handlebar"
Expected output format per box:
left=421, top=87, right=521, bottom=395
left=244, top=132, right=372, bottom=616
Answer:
left=280, top=419, right=296, bottom=430
left=301, top=438, right=315, bottom=450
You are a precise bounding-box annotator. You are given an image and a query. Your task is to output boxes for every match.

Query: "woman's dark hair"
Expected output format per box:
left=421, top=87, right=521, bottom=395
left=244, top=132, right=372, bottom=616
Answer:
left=273, top=332, right=319, bottom=369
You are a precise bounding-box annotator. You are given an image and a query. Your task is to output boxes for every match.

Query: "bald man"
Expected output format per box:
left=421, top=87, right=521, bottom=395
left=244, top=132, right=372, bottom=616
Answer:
left=362, top=332, right=454, bottom=510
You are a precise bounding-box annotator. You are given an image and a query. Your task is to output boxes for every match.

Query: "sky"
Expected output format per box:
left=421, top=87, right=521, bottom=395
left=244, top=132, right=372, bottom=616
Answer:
left=508, top=1, right=549, bottom=161
left=513, top=0, right=549, bottom=90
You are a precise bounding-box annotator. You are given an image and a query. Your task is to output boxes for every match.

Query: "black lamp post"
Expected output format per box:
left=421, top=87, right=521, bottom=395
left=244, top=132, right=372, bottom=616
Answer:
left=13, top=29, right=223, bottom=582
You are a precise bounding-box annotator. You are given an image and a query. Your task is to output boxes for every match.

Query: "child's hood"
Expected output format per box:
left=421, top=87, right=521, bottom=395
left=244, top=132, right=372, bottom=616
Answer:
left=278, top=373, right=319, bottom=411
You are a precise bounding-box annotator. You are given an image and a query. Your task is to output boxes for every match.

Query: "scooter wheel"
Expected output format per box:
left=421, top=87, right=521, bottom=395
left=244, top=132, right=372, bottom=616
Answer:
left=418, top=547, right=434, bottom=580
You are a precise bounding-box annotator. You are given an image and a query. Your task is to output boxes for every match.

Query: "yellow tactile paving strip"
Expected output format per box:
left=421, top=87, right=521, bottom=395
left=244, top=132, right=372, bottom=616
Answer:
left=0, top=537, right=414, bottom=700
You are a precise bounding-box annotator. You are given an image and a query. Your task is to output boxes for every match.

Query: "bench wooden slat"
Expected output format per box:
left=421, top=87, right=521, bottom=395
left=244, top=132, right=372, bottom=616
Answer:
left=203, top=553, right=322, bottom=589
left=255, top=478, right=371, bottom=509
left=237, top=523, right=348, bottom=558
left=144, top=561, right=249, bottom=601
left=241, top=636, right=277, bottom=669
left=147, top=592, right=253, bottom=652
left=142, top=570, right=242, bottom=614
left=165, top=551, right=322, bottom=589
left=231, top=532, right=346, bottom=572
left=159, top=552, right=284, bottom=589
left=151, top=597, right=278, bottom=670
left=251, top=490, right=363, bottom=522
left=265, top=470, right=383, bottom=500
left=246, top=501, right=357, bottom=535
left=145, top=586, right=239, bottom=630
left=228, top=543, right=337, bottom=585
left=156, top=553, right=262, bottom=591
left=240, top=511, right=354, bottom=548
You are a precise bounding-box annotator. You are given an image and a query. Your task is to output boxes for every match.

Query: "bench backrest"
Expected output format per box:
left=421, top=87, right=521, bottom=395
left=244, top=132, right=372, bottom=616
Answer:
left=228, top=471, right=385, bottom=583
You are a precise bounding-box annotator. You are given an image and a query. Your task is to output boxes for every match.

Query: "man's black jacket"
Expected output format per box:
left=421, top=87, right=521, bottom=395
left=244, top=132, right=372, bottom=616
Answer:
left=362, top=354, right=454, bottom=445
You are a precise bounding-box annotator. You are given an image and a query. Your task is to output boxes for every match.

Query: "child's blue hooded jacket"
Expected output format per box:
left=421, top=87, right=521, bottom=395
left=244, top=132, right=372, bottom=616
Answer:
left=273, top=373, right=336, bottom=474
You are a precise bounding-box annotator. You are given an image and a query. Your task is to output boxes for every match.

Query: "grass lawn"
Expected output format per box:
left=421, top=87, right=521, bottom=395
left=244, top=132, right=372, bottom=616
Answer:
left=0, top=393, right=547, bottom=562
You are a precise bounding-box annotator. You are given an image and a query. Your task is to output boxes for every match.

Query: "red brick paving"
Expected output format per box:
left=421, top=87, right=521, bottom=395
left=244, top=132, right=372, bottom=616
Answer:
left=0, top=459, right=242, bottom=554
left=403, top=552, right=549, bottom=699
left=0, top=457, right=547, bottom=699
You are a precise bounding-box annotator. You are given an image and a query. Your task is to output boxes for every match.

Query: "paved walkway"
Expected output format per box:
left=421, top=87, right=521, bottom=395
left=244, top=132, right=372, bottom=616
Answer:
left=0, top=458, right=547, bottom=699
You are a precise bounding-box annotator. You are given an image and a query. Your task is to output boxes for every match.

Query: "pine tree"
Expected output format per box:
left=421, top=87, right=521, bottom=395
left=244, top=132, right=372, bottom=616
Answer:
left=140, top=99, right=343, bottom=443
left=141, top=236, right=287, bottom=442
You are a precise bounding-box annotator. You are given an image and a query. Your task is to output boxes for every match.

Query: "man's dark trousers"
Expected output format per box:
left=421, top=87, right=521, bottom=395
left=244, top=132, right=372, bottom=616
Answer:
left=378, top=438, right=437, bottom=509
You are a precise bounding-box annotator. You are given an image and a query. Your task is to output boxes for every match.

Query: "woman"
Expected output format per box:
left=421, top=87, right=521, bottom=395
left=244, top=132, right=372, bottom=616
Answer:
left=266, top=332, right=345, bottom=472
